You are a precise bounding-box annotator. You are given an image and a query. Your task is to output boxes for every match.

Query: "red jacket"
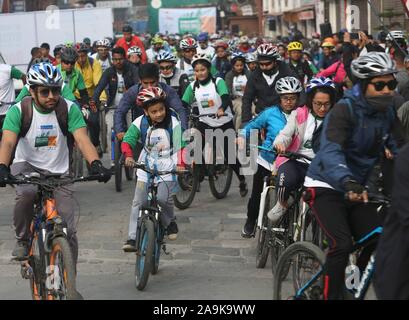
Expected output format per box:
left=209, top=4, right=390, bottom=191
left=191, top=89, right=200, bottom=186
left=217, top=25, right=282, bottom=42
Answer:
left=115, top=36, right=147, bottom=64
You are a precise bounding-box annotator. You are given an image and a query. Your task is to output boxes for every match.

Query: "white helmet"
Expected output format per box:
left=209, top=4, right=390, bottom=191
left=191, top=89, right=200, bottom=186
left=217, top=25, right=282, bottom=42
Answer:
left=351, top=51, right=397, bottom=79
left=96, top=38, right=111, bottom=48
left=191, top=53, right=212, bottom=67
left=127, top=46, right=142, bottom=56
left=179, top=37, right=197, bottom=50
left=246, top=52, right=257, bottom=63
left=155, top=51, right=177, bottom=63
left=275, top=76, right=303, bottom=95
left=27, top=62, right=63, bottom=88
left=257, top=43, right=280, bottom=60
left=386, top=30, right=406, bottom=41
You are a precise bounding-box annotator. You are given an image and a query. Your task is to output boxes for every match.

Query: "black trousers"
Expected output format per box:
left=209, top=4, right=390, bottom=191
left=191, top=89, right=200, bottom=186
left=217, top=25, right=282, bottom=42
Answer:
left=306, top=187, right=382, bottom=300
left=276, top=160, right=309, bottom=203
left=87, top=111, right=100, bottom=147
left=246, top=164, right=271, bottom=222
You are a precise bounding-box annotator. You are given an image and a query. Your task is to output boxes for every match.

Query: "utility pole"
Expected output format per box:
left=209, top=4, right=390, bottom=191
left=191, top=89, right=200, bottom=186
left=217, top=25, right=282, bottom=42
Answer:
left=257, top=0, right=263, bottom=36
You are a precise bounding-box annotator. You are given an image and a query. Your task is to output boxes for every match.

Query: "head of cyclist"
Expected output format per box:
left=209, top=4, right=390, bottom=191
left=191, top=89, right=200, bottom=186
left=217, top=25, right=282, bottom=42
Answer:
left=246, top=53, right=258, bottom=72
left=288, top=41, right=303, bottom=63
left=156, top=52, right=177, bottom=79
left=278, top=44, right=286, bottom=59
left=127, top=46, right=142, bottom=65
left=151, top=36, right=164, bottom=52
left=123, top=25, right=134, bottom=43
left=275, top=76, right=303, bottom=114
left=321, top=39, right=335, bottom=57
left=137, top=87, right=167, bottom=125
left=214, top=41, right=228, bottom=59
left=96, top=39, right=111, bottom=60
left=239, top=36, right=250, bottom=51
left=167, top=35, right=177, bottom=47
left=351, top=51, right=398, bottom=112
left=231, top=53, right=247, bottom=75
left=40, top=43, right=51, bottom=58
left=53, top=44, right=64, bottom=64
left=60, top=47, right=78, bottom=74
left=27, top=62, right=63, bottom=112
left=112, top=47, right=126, bottom=72
left=198, top=32, right=209, bottom=50
left=192, top=53, right=212, bottom=83
left=138, top=63, right=160, bottom=89
left=257, top=43, right=281, bottom=76
left=77, top=43, right=90, bottom=68
left=180, top=37, right=197, bottom=63
left=306, top=77, right=337, bottom=119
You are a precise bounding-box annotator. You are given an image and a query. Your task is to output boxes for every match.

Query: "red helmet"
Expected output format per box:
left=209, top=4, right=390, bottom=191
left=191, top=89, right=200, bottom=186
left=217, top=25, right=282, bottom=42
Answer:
left=136, top=87, right=167, bottom=108
left=180, top=37, right=197, bottom=50
left=213, top=41, right=228, bottom=50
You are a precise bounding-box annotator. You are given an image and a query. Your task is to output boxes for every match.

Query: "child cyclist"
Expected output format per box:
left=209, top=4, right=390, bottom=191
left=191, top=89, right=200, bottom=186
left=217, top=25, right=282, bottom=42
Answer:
left=121, top=87, right=185, bottom=252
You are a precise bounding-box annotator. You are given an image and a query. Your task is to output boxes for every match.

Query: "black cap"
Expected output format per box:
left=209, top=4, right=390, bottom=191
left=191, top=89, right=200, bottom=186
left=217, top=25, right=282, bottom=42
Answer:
left=123, top=25, right=133, bottom=33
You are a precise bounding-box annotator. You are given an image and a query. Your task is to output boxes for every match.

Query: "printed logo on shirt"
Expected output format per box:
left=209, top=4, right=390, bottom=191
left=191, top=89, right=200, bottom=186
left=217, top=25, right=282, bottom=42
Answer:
left=303, top=140, right=312, bottom=149
left=34, top=124, right=58, bottom=148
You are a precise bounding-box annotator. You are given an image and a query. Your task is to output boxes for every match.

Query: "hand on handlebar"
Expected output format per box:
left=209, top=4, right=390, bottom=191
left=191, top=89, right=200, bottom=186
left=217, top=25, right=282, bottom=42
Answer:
left=125, top=157, right=136, bottom=168
left=0, top=164, right=11, bottom=187
left=216, top=108, right=225, bottom=118
left=88, top=99, right=97, bottom=113
left=236, top=136, right=246, bottom=150
left=274, top=143, right=286, bottom=154
left=344, top=180, right=368, bottom=203
left=116, top=132, right=125, bottom=141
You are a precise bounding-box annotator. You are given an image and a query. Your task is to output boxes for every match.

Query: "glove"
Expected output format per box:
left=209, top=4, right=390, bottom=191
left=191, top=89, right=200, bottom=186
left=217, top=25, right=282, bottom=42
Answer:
left=90, top=160, right=111, bottom=183
left=0, top=164, right=10, bottom=187
left=343, top=179, right=365, bottom=194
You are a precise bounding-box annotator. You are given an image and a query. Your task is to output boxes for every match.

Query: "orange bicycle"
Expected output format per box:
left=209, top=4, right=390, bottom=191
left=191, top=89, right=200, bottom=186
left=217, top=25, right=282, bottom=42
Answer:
left=8, top=172, right=99, bottom=300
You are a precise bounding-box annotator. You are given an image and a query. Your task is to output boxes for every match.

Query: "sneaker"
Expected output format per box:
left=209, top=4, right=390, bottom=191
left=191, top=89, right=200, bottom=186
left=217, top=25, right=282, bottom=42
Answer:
left=267, top=202, right=287, bottom=224
left=122, top=239, right=137, bottom=252
left=239, top=180, right=248, bottom=197
left=12, top=241, right=29, bottom=260
left=241, top=219, right=256, bottom=238
left=167, top=221, right=178, bottom=241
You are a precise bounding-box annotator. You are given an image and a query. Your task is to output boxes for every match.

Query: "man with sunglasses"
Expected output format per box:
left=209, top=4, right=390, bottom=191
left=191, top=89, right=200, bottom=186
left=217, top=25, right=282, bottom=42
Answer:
left=241, top=43, right=297, bottom=127
left=157, top=52, right=190, bottom=98
left=303, top=52, right=400, bottom=300
left=0, top=62, right=111, bottom=261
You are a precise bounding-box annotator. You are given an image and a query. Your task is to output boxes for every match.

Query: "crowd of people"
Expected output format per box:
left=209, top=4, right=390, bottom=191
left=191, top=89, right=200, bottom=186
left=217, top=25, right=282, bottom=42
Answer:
left=1, top=23, right=409, bottom=299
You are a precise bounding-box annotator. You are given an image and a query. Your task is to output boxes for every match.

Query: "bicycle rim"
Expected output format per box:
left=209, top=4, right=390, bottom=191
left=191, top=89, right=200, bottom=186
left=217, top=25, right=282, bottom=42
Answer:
left=209, top=165, right=233, bottom=199
left=29, top=235, right=43, bottom=300
left=256, top=189, right=275, bottom=268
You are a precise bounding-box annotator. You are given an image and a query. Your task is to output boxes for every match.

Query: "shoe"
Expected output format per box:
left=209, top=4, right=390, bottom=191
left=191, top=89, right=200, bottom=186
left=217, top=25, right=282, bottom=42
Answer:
left=241, top=219, right=256, bottom=238
left=267, top=202, right=287, bottom=224
left=167, top=221, right=178, bottom=241
left=122, top=239, right=137, bottom=252
left=12, top=241, right=29, bottom=260
left=239, top=180, right=248, bottom=197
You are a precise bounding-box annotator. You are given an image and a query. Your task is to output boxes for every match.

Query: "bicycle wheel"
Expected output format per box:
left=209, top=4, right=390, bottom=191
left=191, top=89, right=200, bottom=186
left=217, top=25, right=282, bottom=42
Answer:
left=270, top=210, right=290, bottom=275
left=256, top=187, right=276, bottom=269
left=114, top=140, right=123, bottom=192
left=273, top=242, right=325, bottom=300
left=99, top=109, right=107, bottom=153
left=135, top=219, right=155, bottom=291
left=46, top=237, right=78, bottom=300
left=151, top=224, right=164, bottom=275
left=208, top=165, right=233, bottom=199
left=28, top=234, right=45, bottom=300
left=173, top=164, right=199, bottom=210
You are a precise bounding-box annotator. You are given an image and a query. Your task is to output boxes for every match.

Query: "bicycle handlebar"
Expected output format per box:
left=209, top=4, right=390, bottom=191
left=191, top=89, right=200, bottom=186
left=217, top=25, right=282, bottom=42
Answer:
left=7, top=173, right=101, bottom=188
left=249, top=144, right=313, bottom=162
left=131, top=161, right=189, bottom=176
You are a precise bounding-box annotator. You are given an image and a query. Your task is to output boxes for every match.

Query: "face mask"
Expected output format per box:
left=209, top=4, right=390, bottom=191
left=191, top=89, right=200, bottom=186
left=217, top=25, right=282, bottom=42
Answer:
left=365, top=95, right=393, bottom=112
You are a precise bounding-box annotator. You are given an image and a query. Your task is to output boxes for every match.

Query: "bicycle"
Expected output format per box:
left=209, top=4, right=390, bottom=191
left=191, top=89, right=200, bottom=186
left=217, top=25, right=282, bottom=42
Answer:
left=112, top=128, right=134, bottom=192
left=273, top=194, right=390, bottom=300
left=129, top=161, right=187, bottom=291
left=7, top=172, right=100, bottom=300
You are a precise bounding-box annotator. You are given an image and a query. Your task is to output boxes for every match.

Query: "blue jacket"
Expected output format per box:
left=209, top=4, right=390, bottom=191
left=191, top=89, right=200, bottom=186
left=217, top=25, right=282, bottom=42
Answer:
left=306, top=84, right=398, bottom=192
left=113, top=82, right=188, bottom=133
left=241, top=105, right=288, bottom=164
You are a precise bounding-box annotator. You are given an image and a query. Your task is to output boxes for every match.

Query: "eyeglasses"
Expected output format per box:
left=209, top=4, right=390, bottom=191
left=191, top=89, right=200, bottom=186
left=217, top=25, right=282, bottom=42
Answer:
left=159, top=65, right=173, bottom=71
left=38, top=87, right=61, bottom=98
left=280, top=95, right=298, bottom=102
left=369, top=79, right=398, bottom=91
left=112, top=57, right=124, bottom=62
left=183, top=49, right=195, bottom=53
left=259, top=61, right=274, bottom=67
left=312, top=101, right=332, bottom=109
left=62, top=60, right=75, bottom=65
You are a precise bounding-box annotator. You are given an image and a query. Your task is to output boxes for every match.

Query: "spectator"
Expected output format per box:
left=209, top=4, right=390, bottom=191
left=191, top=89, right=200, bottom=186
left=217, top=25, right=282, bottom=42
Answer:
left=115, top=25, right=147, bottom=64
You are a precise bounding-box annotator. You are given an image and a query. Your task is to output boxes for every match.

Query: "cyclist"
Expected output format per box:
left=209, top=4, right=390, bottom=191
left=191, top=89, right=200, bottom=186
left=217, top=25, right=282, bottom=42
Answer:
left=40, top=43, right=56, bottom=65
left=0, top=62, right=111, bottom=262
left=237, top=76, right=303, bottom=238
left=287, top=41, right=314, bottom=85
left=115, top=25, right=147, bottom=64
left=146, top=36, right=167, bottom=63
left=225, top=52, right=251, bottom=130
left=319, top=39, right=340, bottom=71
left=270, top=77, right=337, bottom=223
left=245, top=53, right=258, bottom=72
left=121, top=87, right=185, bottom=251
left=181, top=53, right=248, bottom=198
left=91, top=47, right=139, bottom=164
left=127, top=46, right=143, bottom=68
left=197, top=32, right=215, bottom=60
left=91, top=39, right=112, bottom=73
left=241, top=43, right=296, bottom=127
left=167, top=34, right=178, bottom=56
left=303, top=52, right=399, bottom=300
left=53, top=44, right=64, bottom=66
left=157, top=52, right=190, bottom=98
left=237, top=36, right=254, bottom=55
left=212, top=41, right=231, bottom=80
left=114, top=63, right=188, bottom=142
left=176, top=37, right=197, bottom=82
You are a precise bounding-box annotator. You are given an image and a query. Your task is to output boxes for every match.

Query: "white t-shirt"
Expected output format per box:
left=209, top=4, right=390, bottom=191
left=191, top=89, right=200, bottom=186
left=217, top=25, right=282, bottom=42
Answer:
left=297, top=113, right=322, bottom=164
left=176, top=59, right=194, bottom=82
left=91, top=53, right=112, bottom=73
left=0, top=64, right=15, bottom=115
left=232, top=74, right=248, bottom=97
left=113, top=72, right=125, bottom=107
left=197, top=46, right=215, bottom=60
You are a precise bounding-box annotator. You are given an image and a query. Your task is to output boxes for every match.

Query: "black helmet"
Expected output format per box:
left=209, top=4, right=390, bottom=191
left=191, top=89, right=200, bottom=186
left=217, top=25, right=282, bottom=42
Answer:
left=123, top=25, right=133, bottom=33
left=77, top=43, right=89, bottom=53
left=60, top=46, right=78, bottom=62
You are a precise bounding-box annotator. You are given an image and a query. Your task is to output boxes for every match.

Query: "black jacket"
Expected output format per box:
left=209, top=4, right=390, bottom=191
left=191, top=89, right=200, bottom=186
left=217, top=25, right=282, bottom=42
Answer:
left=93, top=60, right=139, bottom=107
left=241, top=62, right=297, bottom=125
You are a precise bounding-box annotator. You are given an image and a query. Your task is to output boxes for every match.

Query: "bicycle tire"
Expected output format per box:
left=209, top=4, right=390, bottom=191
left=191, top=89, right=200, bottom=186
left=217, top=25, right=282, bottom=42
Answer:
left=28, top=234, right=44, bottom=300
left=173, top=164, right=199, bottom=210
left=209, top=165, right=233, bottom=199
left=114, top=140, right=123, bottom=192
left=99, top=109, right=107, bottom=153
left=135, top=219, right=155, bottom=291
left=273, top=241, right=325, bottom=300
left=151, top=225, right=163, bottom=275
left=256, top=188, right=275, bottom=269
left=47, top=237, right=78, bottom=300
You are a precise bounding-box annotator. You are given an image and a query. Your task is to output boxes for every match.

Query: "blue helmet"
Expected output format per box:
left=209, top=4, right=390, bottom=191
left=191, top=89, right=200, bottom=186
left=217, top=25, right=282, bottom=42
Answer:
left=27, top=62, right=63, bottom=88
left=155, top=51, right=177, bottom=63
left=306, top=77, right=336, bottom=93
left=230, top=52, right=247, bottom=64
left=197, top=32, right=209, bottom=42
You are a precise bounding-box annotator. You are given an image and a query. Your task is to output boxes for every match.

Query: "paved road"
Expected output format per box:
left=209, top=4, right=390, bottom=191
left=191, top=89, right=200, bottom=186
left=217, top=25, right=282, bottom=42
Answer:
left=0, top=169, right=276, bottom=300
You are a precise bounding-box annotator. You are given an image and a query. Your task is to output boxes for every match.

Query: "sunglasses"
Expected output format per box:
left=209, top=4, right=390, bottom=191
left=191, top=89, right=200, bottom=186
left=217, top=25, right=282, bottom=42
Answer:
left=369, top=79, right=398, bottom=91
left=159, top=65, right=173, bottom=71
left=183, top=49, right=195, bottom=53
left=259, top=61, right=274, bottom=67
left=62, top=60, right=75, bottom=65
left=38, top=87, right=61, bottom=98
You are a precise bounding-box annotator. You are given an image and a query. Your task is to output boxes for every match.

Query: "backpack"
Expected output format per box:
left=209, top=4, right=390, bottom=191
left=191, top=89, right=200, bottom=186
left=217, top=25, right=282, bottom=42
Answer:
left=19, top=96, right=75, bottom=169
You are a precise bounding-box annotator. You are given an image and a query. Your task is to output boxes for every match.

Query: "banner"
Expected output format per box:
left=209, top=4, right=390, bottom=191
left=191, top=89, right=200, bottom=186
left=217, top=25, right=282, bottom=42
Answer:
left=158, top=7, right=216, bottom=34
